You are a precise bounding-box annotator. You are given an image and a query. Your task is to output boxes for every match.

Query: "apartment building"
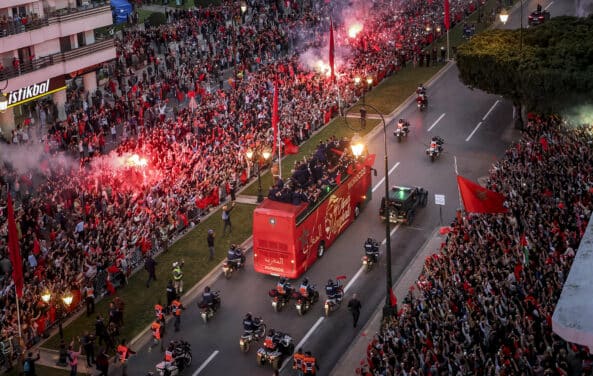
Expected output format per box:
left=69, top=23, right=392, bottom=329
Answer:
left=0, top=0, right=116, bottom=138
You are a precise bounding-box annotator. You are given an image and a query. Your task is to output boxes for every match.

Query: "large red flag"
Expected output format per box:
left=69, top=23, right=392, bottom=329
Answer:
left=390, top=288, right=398, bottom=307
left=444, top=0, right=450, bottom=30
left=272, top=81, right=279, bottom=155
left=457, top=175, right=507, bottom=214
left=283, top=138, right=299, bottom=155
left=7, top=193, right=23, bottom=298
left=329, top=17, right=335, bottom=81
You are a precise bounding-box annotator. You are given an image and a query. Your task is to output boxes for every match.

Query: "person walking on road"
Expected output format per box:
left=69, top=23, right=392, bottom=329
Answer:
left=293, top=348, right=305, bottom=376
left=171, top=298, right=185, bottom=332
left=207, top=229, right=215, bottom=261
left=23, top=351, right=40, bottom=376
left=302, top=351, right=319, bottom=375
left=347, top=293, right=362, bottom=328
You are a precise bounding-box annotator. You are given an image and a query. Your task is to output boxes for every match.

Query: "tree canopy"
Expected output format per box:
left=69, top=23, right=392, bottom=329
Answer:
left=456, top=16, right=593, bottom=113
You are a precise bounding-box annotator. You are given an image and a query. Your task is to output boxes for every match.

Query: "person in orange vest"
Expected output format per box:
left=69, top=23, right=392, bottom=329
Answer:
left=116, top=339, right=135, bottom=376
left=163, top=341, right=176, bottom=366
left=302, top=351, right=319, bottom=375
left=155, top=303, right=165, bottom=323
left=149, top=320, right=164, bottom=352
left=84, top=283, right=95, bottom=316
left=292, top=348, right=305, bottom=376
left=170, top=299, right=185, bottom=332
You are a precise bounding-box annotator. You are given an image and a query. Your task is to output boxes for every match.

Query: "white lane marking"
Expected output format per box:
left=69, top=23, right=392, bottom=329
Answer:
left=344, top=266, right=365, bottom=293
left=294, top=317, right=324, bottom=354
left=372, top=162, right=400, bottom=193
left=454, top=155, right=459, bottom=175
left=381, top=224, right=401, bottom=245
left=482, top=100, right=500, bottom=121
left=465, top=122, right=482, bottom=142
left=427, top=113, right=446, bottom=132
left=545, top=1, right=553, bottom=10
left=192, top=350, right=219, bottom=376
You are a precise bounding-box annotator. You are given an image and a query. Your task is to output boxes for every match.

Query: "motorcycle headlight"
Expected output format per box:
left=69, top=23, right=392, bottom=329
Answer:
left=239, top=338, right=245, bottom=346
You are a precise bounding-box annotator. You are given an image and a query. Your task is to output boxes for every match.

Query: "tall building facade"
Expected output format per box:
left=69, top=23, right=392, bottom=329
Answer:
left=0, top=0, right=116, bottom=138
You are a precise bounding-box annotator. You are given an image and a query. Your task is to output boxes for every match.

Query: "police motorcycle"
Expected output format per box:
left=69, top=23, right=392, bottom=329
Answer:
left=256, top=329, right=295, bottom=370
left=240, top=314, right=267, bottom=353
left=222, top=244, right=246, bottom=279
left=269, top=278, right=294, bottom=312
left=416, top=84, right=428, bottom=111
left=294, top=279, right=320, bottom=316
left=324, top=276, right=346, bottom=317
left=198, top=289, right=221, bottom=323
left=153, top=340, right=192, bottom=376
left=426, top=136, right=444, bottom=162
left=362, top=238, right=380, bottom=272
left=394, top=119, right=410, bottom=142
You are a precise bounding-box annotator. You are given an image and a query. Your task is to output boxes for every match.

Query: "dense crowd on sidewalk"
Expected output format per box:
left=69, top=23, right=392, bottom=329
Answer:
left=0, top=0, right=486, bottom=352
left=358, top=115, right=593, bottom=375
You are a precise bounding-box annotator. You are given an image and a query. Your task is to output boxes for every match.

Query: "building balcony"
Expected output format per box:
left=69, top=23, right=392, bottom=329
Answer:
left=0, top=1, right=112, bottom=42
left=0, top=38, right=115, bottom=89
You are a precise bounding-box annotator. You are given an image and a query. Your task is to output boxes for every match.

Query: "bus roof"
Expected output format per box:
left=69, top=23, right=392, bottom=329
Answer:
left=255, top=199, right=308, bottom=218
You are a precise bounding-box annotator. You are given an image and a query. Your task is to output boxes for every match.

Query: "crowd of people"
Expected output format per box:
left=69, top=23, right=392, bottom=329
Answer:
left=359, top=115, right=593, bottom=375
left=0, top=0, right=487, bottom=357
left=268, top=136, right=357, bottom=205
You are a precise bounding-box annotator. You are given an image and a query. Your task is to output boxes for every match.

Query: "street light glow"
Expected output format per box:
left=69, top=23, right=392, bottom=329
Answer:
left=350, top=133, right=364, bottom=157
left=500, top=9, right=509, bottom=24
left=62, top=293, right=73, bottom=307
left=246, top=149, right=254, bottom=159
left=41, top=291, right=51, bottom=303
left=262, top=150, right=271, bottom=160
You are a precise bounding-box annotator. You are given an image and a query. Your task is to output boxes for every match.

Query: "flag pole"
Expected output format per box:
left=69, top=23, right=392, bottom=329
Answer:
left=15, top=287, right=22, bottom=339
left=277, top=120, right=282, bottom=180
left=447, top=29, right=450, bottom=61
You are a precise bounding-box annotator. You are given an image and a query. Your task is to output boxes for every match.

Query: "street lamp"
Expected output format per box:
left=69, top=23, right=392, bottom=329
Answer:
left=240, top=1, right=247, bottom=23
left=344, top=103, right=394, bottom=319
left=499, top=2, right=523, bottom=50
left=246, top=146, right=271, bottom=203
left=41, top=290, right=73, bottom=340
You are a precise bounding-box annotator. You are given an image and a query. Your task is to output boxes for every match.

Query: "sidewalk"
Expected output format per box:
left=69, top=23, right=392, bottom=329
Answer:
left=330, top=228, right=446, bottom=376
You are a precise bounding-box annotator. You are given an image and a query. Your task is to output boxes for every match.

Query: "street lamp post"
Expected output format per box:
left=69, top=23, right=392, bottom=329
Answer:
left=344, top=103, right=394, bottom=319
left=41, top=290, right=73, bottom=341
left=246, top=147, right=271, bottom=203
left=499, top=1, right=523, bottom=51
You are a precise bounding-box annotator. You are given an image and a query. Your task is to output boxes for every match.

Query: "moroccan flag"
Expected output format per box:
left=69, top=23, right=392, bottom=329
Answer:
left=7, top=193, right=24, bottom=298
left=457, top=175, right=507, bottom=214
left=283, top=138, right=299, bottom=155
left=329, top=17, right=335, bottom=81
left=390, top=288, right=397, bottom=307
left=444, top=0, right=450, bottom=30
left=520, top=234, right=530, bottom=265
left=272, top=81, right=279, bottom=155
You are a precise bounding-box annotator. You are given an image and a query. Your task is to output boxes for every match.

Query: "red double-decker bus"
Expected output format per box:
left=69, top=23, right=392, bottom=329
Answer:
left=253, top=156, right=374, bottom=278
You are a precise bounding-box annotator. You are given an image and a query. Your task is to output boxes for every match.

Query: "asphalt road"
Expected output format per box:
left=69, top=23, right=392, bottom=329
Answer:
left=124, top=1, right=579, bottom=375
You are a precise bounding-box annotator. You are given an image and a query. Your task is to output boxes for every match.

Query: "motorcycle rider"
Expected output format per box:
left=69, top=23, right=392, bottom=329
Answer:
left=417, top=93, right=428, bottom=107
left=325, top=279, right=341, bottom=301
left=276, top=277, right=292, bottom=297
left=364, top=238, right=380, bottom=263
left=243, top=313, right=257, bottom=333
left=201, top=286, right=217, bottom=311
left=263, top=329, right=279, bottom=352
left=416, top=83, right=426, bottom=95
left=299, top=278, right=315, bottom=303
left=227, top=244, right=244, bottom=267
left=396, top=119, right=410, bottom=134
left=430, top=136, right=444, bottom=153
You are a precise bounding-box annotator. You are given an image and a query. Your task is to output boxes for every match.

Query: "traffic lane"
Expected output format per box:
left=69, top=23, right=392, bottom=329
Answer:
left=500, top=0, right=572, bottom=31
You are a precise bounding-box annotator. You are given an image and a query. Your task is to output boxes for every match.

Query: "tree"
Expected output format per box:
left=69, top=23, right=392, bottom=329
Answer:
left=456, top=16, right=593, bottom=128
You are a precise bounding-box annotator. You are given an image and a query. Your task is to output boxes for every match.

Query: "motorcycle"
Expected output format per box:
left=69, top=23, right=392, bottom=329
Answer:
left=294, top=287, right=319, bottom=316
left=324, top=276, right=346, bottom=317
left=416, top=96, right=427, bottom=111
left=256, top=332, right=295, bottom=370
left=268, top=285, right=293, bottom=313
left=393, top=121, right=410, bottom=143
left=154, top=340, right=192, bottom=376
left=426, top=137, right=444, bottom=162
left=240, top=317, right=267, bottom=353
left=222, top=249, right=246, bottom=279
left=198, top=291, right=221, bottom=323
left=362, top=239, right=380, bottom=272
